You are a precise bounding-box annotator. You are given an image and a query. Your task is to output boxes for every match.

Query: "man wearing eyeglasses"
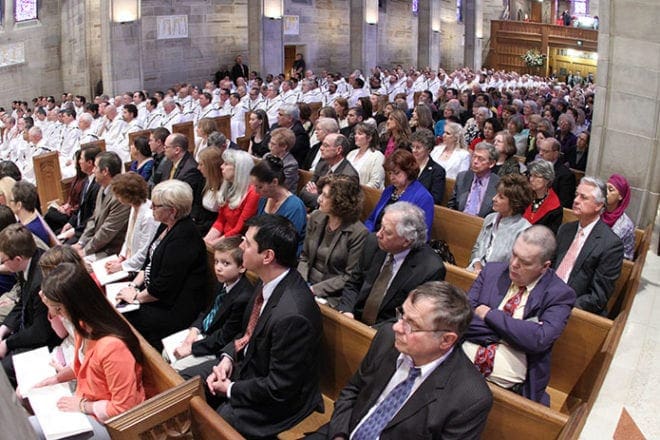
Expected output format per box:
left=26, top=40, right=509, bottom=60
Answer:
left=462, top=225, right=575, bottom=405
left=310, top=281, right=492, bottom=439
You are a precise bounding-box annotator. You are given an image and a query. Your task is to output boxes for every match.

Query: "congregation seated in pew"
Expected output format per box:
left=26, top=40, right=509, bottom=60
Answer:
left=463, top=226, right=576, bottom=405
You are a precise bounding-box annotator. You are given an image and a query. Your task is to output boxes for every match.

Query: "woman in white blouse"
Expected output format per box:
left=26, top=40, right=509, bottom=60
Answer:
left=104, top=173, right=159, bottom=274
left=346, top=122, right=385, bottom=189
left=430, top=121, right=471, bottom=179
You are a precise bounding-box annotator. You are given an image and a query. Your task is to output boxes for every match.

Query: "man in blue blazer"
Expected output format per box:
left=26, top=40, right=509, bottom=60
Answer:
left=448, top=142, right=499, bottom=217
left=462, top=226, right=576, bottom=406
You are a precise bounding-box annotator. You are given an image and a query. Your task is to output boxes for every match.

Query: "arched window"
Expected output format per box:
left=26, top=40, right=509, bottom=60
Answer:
left=14, top=0, right=37, bottom=22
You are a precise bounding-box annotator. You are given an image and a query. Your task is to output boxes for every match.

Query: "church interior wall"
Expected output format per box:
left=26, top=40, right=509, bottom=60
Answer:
left=377, top=0, right=417, bottom=68
left=438, top=0, right=465, bottom=71
left=0, top=1, right=63, bottom=105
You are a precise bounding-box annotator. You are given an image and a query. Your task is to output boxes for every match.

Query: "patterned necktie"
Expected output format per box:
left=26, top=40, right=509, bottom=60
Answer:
left=202, top=285, right=227, bottom=333
left=234, top=287, right=264, bottom=352
left=362, top=254, right=394, bottom=326
left=473, top=286, right=526, bottom=377
left=556, top=229, right=585, bottom=283
left=353, top=366, right=421, bottom=440
left=464, top=177, right=483, bottom=215
left=18, top=272, right=27, bottom=329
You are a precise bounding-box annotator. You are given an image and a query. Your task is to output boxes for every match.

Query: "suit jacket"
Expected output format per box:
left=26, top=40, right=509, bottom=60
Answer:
left=302, top=141, right=322, bottom=171
left=271, top=121, right=311, bottom=166
left=418, top=157, right=446, bottom=205
left=160, top=151, right=204, bottom=222
left=79, top=184, right=130, bottom=257
left=298, top=211, right=368, bottom=298
left=191, top=276, right=254, bottom=357
left=553, top=220, right=624, bottom=315
left=325, top=325, right=492, bottom=439
left=219, top=270, right=323, bottom=438
left=148, top=152, right=167, bottom=192
left=126, top=217, right=210, bottom=349
left=566, top=148, right=588, bottom=172
left=448, top=170, right=500, bottom=218
left=463, top=262, right=576, bottom=405
left=299, top=158, right=359, bottom=209
left=552, top=161, right=576, bottom=209
left=337, top=234, right=445, bottom=325
left=4, top=249, right=60, bottom=352
left=67, top=176, right=100, bottom=232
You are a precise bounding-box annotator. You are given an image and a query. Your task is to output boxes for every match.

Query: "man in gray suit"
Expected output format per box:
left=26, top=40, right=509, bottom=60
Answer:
left=299, top=133, right=359, bottom=210
left=448, top=142, right=500, bottom=218
left=73, top=151, right=130, bottom=258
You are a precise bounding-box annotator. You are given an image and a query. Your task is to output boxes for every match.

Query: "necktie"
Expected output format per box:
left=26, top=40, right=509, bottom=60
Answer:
left=464, top=177, right=483, bottom=215
left=473, top=286, right=526, bottom=377
left=555, top=229, right=584, bottom=283
left=353, top=366, right=421, bottom=440
left=234, top=287, right=264, bottom=352
left=202, top=285, right=227, bottom=333
left=362, top=254, right=394, bottom=325
left=18, top=272, right=27, bottom=329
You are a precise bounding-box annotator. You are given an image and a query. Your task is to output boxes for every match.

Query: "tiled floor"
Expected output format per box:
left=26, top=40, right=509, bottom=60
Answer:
left=580, top=248, right=660, bottom=439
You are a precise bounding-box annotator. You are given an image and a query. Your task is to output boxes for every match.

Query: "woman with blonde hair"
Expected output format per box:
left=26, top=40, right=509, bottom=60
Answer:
left=196, top=146, right=224, bottom=235
left=430, top=121, right=470, bottom=179
left=204, top=149, right=259, bottom=246
left=194, top=117, right=218, bottom=161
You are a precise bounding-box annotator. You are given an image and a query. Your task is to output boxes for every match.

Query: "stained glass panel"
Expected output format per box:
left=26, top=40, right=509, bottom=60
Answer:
left=15, top=0, right=37, bottom=22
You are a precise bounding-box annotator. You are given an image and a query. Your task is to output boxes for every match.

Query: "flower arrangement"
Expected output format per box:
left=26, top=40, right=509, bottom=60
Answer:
left=521, top=49, right=546, bottom=68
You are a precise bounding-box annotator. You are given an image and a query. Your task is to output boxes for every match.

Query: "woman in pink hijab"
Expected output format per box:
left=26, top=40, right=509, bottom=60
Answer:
left=602, top=174, right=635, bottom=259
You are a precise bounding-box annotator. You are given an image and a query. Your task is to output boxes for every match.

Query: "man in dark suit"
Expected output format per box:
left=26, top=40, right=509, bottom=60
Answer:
left=229, top=55, right=249, bottom=84
left=567, top=131, right=589, bottom=171
left=58, top=143, right=101, bottom=242
left=271, top=103, right=310, bottom=166
left=411, top=128, right=446, bottom=205
left=339, top=107, right=364, bottom=152
left=299, top=133, right=359, bottom=210
left=538, top=137, right=576, bottom=208
left=448, top=142, right=500, bottom=217
left=336, top=202, right=445, bottom=326
left=160, top=133, right=204, bottom=223
left=553, top=177, right=623, bottom=315
left=73, top=151, right=130, bottom=258
left=0, top=224, right=61, bottom=386
left=301, top=117, right=339, bottom=171
left=311, top=281, right=492, bottom=439
left=147, top=127, right=171, bottom=192
left=204, top=215, right=323, bottom=438
left=463, top=226, right=576, bottom=405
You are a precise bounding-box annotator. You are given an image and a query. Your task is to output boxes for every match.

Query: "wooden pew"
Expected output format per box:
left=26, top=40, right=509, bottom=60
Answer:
left=33, top=151, right=64, bottom=213
left=443, top=177, right=455, bottom=206
left=172, top=121, right=195, bottom=154
left=244, top=112, right=253, bottom=138
left=308, top=102, right=322, bottom=124
left=128, top=129, right=151, bottom=149
left=214, top=115, right=232, bottom=141
left=431, top=206, right=484, bottom=267
left=236, top=135, right=250, bottom=152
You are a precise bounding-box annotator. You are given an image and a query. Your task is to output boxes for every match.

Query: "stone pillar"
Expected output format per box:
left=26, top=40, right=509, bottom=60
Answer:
left=417, top=0, right=441, bottom=69
left=248, top=0, right=284, bottom=78
left=100, top=0, right=143, bottom=96
left=350, top=0, right=378, bottom=76
left=588, top=0, right=660, bottom=227
left=463, top=0, right=483, bottom=71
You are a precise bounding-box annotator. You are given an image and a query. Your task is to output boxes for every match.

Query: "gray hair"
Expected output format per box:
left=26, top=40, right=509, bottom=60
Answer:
left=527, top=159, right=555, bottom=185
left=28, top=126, right=43, bottom=138
left=316, top=117, right=339, bottom=134
left=409, top=281, right=473, bottom=340
left=476, top=107, right=492, bottom=118
left=557, top=112, right=576, bottom=131
left=151, top=180, right=193, bottom=220
left=474, top=141, right=498, bottom=162
left=208, top=131, right=228, bottom=148
left=218, top=149, right=254, bottom=209
left=383, top=201, right=427, bottom=248
left=78, top=113, right=93, bottom=124
left=580, top=176, right=607, bottom=209
left=518, top=225, right=557, bottom=263
left=279, top=103, right=299, bottom=120
left=524, top=100, right=539, bottom=114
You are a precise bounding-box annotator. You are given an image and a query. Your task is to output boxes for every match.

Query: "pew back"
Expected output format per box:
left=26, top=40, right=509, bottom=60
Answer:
left=33, top=151, right=63, bottom=212
left=172, top=121, right=195, bottom=154
left=214, top=116, right=232, bottom=141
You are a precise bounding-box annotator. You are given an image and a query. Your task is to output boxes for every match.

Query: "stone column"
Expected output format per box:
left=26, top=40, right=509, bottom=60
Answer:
left=588, top=0, right=660, bottom=227
left=350, top=0, right=378, bottom=76
left=417, top=0, right=441, bottom=69
left=100, top=0, right=143, bottom=96
left=248, top=0, right=284, bottom=78
left=463, top=0, right=483, bottom=71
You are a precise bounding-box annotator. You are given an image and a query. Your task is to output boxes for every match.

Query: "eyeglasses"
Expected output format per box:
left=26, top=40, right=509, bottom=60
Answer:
left=395, top=306, right=453, bottom=335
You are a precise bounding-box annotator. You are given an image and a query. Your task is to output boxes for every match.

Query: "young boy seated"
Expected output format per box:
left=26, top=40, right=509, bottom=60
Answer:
left=168, top=236, right=253, bottom=371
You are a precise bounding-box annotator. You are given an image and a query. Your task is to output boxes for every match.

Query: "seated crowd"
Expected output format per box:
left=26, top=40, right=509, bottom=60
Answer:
left=0, top=61, right=633, bottom=439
